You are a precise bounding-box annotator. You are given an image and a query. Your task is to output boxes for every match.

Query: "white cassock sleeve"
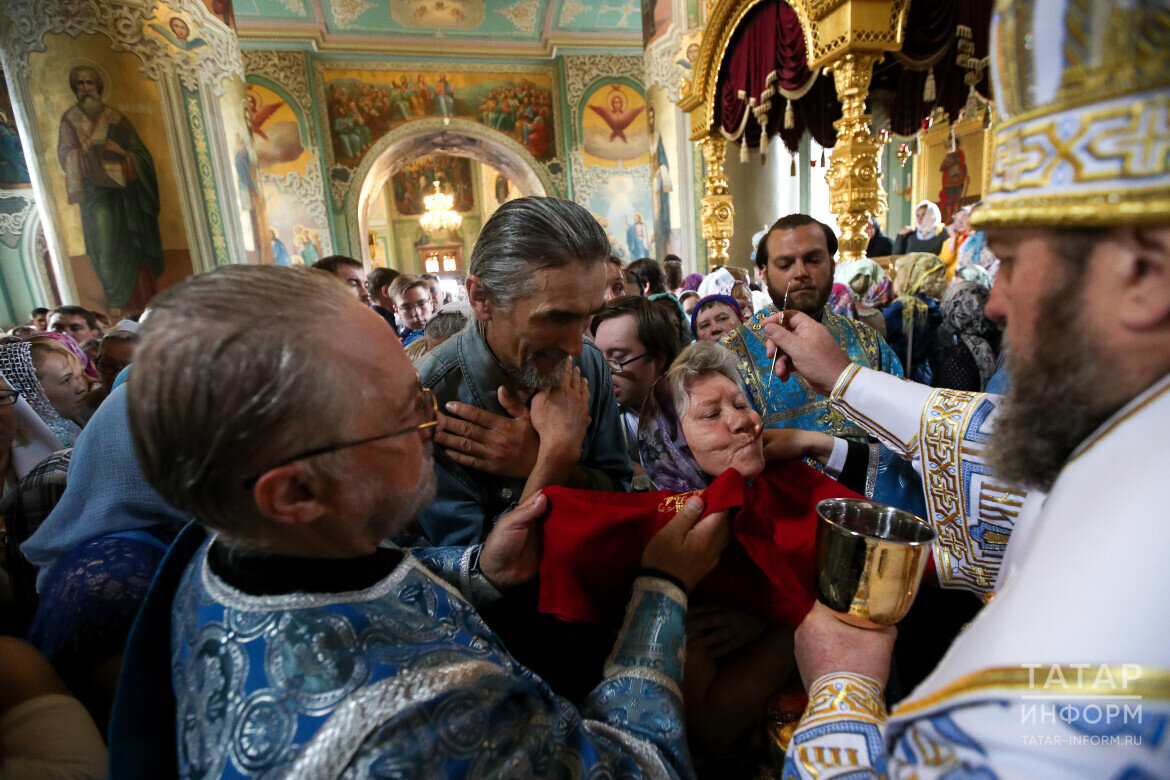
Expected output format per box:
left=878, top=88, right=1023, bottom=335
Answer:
left=784, top=670, right=1170, bottom=779
left=828, top=364, right=1030, bottom=596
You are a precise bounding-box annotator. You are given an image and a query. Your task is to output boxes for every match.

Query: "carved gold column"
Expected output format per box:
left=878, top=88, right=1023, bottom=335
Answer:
left=791, top=0, right=911, bottom=262
left=699, top=136, right=733, bottom=268
left=825, top=52, right=887, bottom=263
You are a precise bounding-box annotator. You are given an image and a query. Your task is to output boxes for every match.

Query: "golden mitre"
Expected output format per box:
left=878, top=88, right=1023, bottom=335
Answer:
left=973, top=0, right=1170, bottom=229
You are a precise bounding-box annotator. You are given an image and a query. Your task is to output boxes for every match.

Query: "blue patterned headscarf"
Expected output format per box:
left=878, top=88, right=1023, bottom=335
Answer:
left=21, top=383, right=187, bottom=591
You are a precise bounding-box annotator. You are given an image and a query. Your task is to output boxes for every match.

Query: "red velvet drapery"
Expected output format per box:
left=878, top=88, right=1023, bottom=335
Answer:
left=715, top=0, right=994, bottom=154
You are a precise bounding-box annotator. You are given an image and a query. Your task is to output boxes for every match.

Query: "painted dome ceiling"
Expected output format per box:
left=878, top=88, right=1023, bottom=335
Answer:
left=234, top=0, right=646, bottom=54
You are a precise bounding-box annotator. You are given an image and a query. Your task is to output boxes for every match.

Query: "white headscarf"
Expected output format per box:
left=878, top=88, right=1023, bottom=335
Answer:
left=0, top=341, right=81, bottom=449
left=697, top=267, right=736, bottom=298
left=914, top=200, right=942, bottom=240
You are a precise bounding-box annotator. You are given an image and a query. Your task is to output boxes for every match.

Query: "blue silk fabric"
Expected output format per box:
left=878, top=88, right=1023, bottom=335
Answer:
left=161, top=539, right=691, bottom=778
left=721, top=307, right=926, bottom=516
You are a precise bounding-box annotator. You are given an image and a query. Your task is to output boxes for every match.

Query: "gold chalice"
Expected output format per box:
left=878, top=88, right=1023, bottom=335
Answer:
left=813, top=498, right=936, bottom=629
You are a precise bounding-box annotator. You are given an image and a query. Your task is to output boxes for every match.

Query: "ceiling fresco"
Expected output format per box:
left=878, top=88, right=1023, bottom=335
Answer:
left=234, top=0, right=644, bottom=52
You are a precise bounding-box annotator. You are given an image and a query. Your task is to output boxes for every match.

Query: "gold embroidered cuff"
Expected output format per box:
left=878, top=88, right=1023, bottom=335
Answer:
left=797, top=672, right=888, bottom=730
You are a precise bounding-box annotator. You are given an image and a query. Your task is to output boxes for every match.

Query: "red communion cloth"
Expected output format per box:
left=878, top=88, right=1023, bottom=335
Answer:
left=537, top=459, right=864, bottom=627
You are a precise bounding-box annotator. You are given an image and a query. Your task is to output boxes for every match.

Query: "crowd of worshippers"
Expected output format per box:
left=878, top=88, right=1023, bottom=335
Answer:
left=0, top=195, right=1001, bottom=777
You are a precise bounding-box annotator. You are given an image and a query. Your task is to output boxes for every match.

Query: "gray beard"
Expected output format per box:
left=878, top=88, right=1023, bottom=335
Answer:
left=985, top=283, right=1123, bottom=492
left=506, top=353, right=567, bottom=390
left=77, top=95, right=104, bottom=119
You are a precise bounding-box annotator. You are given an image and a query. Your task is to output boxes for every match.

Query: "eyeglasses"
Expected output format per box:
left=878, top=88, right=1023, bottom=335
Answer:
left=605, top=353, right=650, bottom=376
left=399, top=301, right=431, bottom=313
left=241, top=387, right=438, bottom=489
left=95, top=357, right=128, bottom=372
left=0, top=389, right=19, bottom=406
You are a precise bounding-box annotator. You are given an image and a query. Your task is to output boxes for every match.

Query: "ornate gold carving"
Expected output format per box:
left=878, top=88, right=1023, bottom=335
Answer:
left=788, top=0, right=910, bottom=70
left=824, top=52, right=887, bottom=263
left=699, top=136, right=734, bottom=267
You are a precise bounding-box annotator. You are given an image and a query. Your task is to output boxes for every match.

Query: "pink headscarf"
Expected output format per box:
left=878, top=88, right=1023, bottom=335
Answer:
left=26, top=331, right=99, bottom=380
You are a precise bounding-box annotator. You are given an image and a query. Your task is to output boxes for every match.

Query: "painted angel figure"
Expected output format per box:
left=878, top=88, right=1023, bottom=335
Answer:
left=148, top=17, right=208, bottom=51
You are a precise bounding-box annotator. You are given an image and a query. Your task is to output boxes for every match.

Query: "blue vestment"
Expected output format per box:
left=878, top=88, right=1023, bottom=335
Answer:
left=110, top=525, right=694, bottom=778
left=721, top=307, right=903, bottom=438
left=721, top=306, right=926, bottom=515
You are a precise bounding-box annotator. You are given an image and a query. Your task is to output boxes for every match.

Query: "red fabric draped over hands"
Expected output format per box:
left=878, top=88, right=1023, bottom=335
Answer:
left=537, top=459, right=865, bottom=627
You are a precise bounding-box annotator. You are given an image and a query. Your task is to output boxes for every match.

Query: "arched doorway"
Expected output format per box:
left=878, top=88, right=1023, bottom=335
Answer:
left=345, top=118, right=557, bottom=266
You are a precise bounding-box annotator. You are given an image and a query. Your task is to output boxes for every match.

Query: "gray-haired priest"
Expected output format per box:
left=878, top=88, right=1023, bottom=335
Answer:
left=106, top=264, right=731, bottom=778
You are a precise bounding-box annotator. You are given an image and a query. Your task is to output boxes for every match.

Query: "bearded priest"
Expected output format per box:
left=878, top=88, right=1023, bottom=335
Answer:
left=763, top=3, right=1170, bottom=776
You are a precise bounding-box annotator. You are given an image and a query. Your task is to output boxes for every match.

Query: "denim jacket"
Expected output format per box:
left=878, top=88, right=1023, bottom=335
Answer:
left=414, top=323, right=632, bottom=546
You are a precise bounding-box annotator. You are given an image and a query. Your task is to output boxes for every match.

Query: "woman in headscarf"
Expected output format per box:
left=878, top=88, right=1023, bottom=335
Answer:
left=931, top=280, right=1000, bottom=391
left=0, top=341, right=83, bottom=448
left=956, top=227, right=1001, bottom=281
left=883, top=252, right=946, bottom=384
left=938, top=206, right=973, bottom=280
left=27, top=331, right=99, bottom=382
left=21, top=383, right=187, bottom=732
left=893, top=200, right=948, bottom=256
left=689, top=294, right=743, bottom=343
left=633, top=343, right=821, bottom=759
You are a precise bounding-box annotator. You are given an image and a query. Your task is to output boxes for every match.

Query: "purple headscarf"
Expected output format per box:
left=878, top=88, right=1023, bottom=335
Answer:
left=682, top=273, right=704, bottom=292
left=26, top=331, right=99, bottom=380
left=862, top=277, right=894, bottom=310
left=689, top=294, right=742, bottom=339
left=829, top=283, right=857, bottom=319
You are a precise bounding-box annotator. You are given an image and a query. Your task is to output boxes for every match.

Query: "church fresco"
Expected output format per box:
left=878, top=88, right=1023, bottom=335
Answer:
left=322, top=67, right=556, bottom=166
left=582, top=81, right=649, bottom=165
left=246, top=79, right=324, bottom=266
left=646, top=83, right=680, bottom=258
left=392, top=156, right=474, bottom=216
left=26, top=40, right=189, bottom=315
left=587, top=175, right=654, bottom=262
left=221, top=76, right=272, bottom=264
left=0, top=73, right=30, bottom=186
left=388, top=0, right=487, bottom=30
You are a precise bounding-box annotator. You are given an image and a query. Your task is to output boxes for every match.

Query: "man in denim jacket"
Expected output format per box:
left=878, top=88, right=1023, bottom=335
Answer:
left=415, top=197, right=632, bottom=549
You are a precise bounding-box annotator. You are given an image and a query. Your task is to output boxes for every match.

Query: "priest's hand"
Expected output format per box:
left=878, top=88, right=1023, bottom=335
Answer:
left=641, top=496, right=731, bottom=591
left=530, top=359, right=591, bottom=458
left=760, top=312, right=852, bottom=395
left=793, top=602, right=896, bottom=691
left=437, top=387, right=539, bottom=478
left=762, top=428, right=835, bottom=465
left=479, top=491, right=547, bottom=590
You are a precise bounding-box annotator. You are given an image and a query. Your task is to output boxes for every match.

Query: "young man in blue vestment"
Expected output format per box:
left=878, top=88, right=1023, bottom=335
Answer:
left=720, top=215, right=922, bottom=511
left=108, top=264, right=731, bottom=778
